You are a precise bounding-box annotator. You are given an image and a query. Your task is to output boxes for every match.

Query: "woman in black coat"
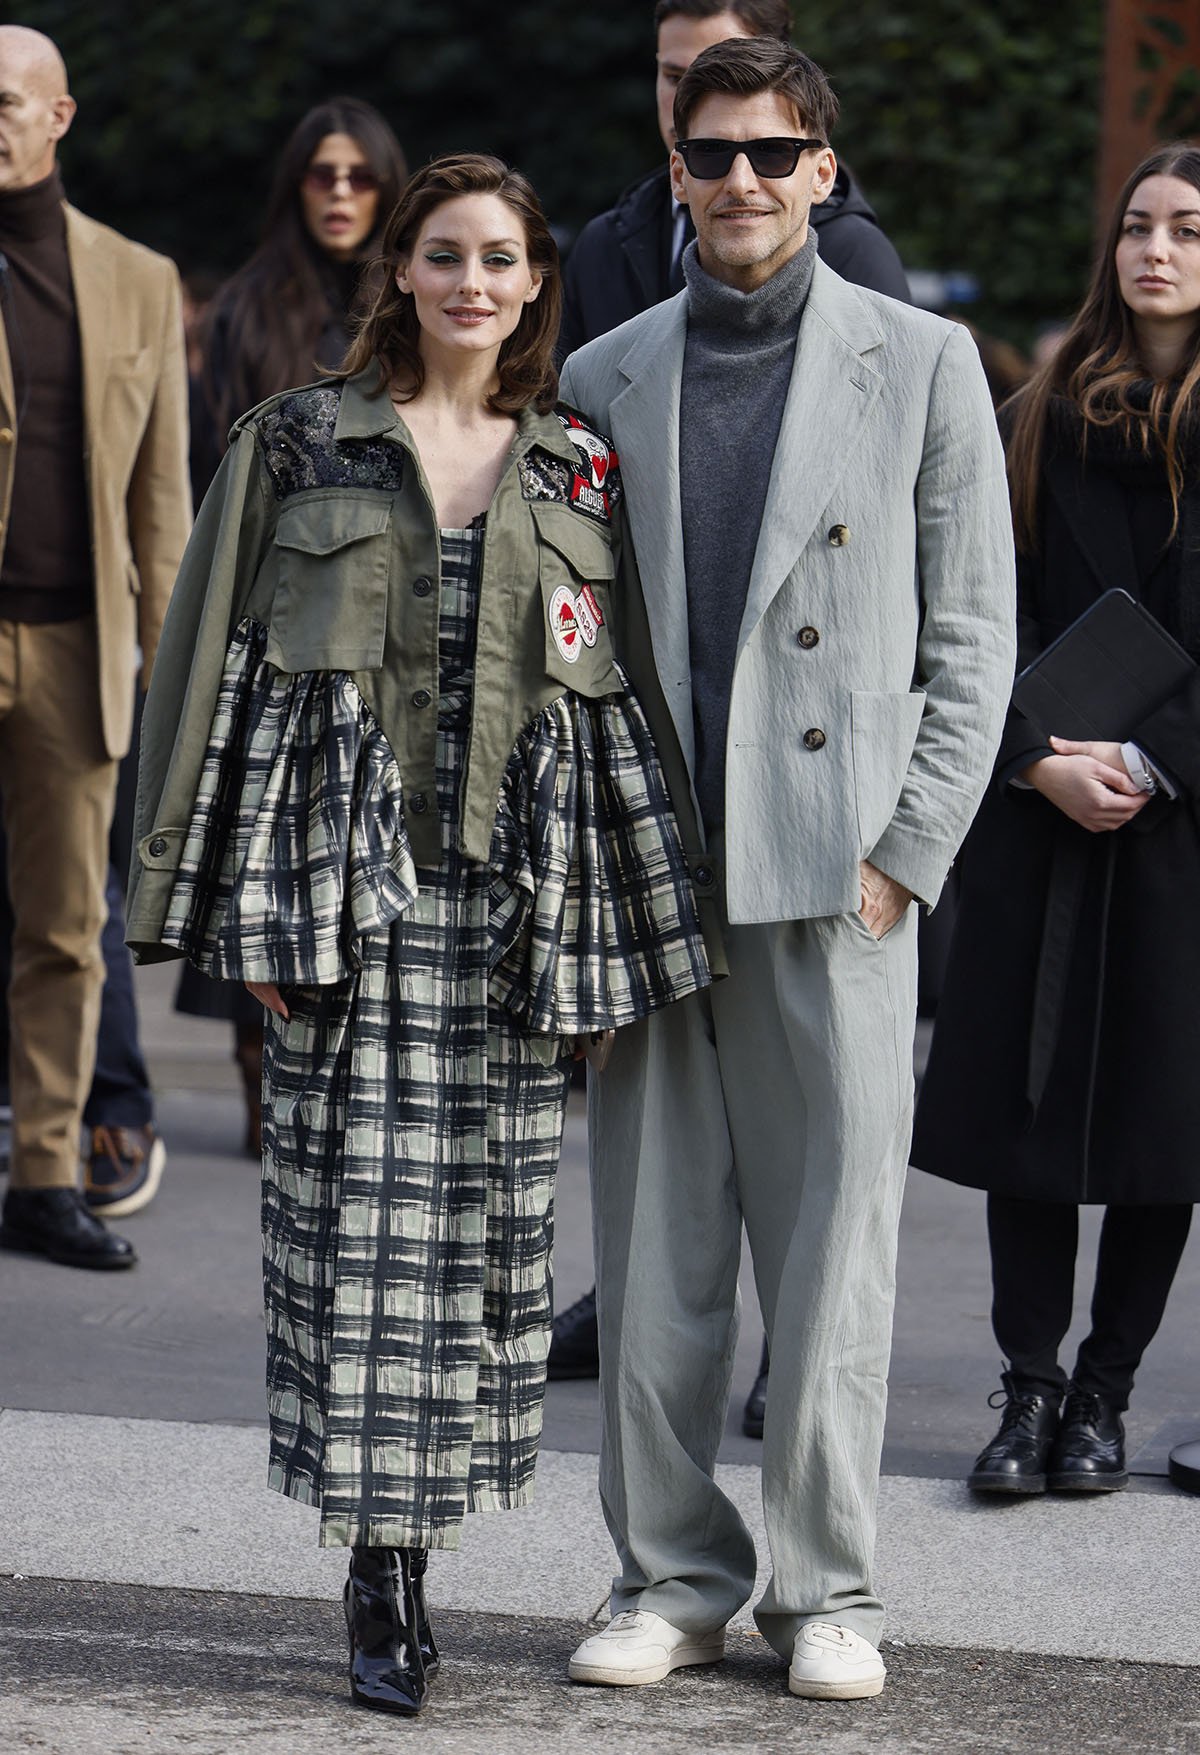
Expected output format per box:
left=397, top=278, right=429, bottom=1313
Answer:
left=912, top=141, right=1200, bottom=1496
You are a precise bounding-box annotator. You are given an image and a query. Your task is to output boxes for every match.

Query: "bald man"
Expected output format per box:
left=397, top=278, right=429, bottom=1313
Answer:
left=0, top=27, right=190, bottom=1270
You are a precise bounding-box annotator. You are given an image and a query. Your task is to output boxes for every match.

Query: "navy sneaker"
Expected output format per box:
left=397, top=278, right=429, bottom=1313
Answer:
left=83, top=1125, right=166, bottom=1218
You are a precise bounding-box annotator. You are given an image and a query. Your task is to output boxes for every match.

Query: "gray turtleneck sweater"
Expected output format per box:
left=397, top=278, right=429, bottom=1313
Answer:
left=680, top=231, right=816, bottom=832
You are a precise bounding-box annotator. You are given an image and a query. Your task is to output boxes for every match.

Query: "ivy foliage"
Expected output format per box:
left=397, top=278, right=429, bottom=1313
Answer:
left=17, top=0, right=1112, bottom=341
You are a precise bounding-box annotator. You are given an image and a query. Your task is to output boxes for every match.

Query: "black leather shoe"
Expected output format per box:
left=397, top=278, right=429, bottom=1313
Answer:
left=344, top=1546, right=426, bottom=1715
left=968, top=1370, right=1060, bottom=1493
left=408, top=1546, right=439, bottom=1678
left=1048, top=1384, right=1128, bottom=1492
left=547, top=1287, right=599, bottom=1380
left=0, top=1188, right=136, bottom=1270
left=742, top=1335, right=770, bottom=1439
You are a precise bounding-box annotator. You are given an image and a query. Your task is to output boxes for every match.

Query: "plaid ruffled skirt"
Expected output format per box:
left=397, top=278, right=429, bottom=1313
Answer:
left=158, top=521, right=709, bottom=1547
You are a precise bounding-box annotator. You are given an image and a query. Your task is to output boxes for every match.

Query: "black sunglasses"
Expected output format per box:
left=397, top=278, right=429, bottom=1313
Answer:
left=302, top=163, right=380, bottom=194
left=674, top=136, right=825, bottom=180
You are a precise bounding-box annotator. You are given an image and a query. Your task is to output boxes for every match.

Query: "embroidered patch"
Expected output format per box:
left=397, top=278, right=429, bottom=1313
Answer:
left=548, top=584, right=601, bottom=661
left=520, top=412, right=623, bottom=523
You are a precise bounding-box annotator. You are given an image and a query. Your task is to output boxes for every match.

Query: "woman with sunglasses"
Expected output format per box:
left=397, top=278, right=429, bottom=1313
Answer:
left=913, top=142, right=1200, bottom=1496
left=181, top=97, right=407, bottom=1146
left=129, top=153, right=712, bottom=1716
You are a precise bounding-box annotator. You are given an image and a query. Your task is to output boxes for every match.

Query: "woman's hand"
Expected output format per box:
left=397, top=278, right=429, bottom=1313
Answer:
left=246, top=981, right=289, bottom=1019
left=1022, top=740, right=1149, bottom=832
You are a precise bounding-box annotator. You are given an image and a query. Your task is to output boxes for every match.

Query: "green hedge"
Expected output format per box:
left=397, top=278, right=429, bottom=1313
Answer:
left=20, top=0, right=1105, bottom=341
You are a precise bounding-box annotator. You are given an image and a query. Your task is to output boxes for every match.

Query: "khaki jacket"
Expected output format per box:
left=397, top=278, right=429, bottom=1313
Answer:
left=127, top=369, right=647, bottom=959
left=0, top=203, right=191, bottom=757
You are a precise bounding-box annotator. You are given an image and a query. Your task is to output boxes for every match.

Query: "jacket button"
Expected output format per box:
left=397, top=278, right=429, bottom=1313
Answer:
left=803, top=727, right=826, bottom=751
left=827, top=524, right=850, bottom=546
left=412, top=689, right=432, bottom=709
left=797, top=625, right=820, bottom=649
left=694, top=863, right=715, bottom=888
left=148, top=835, right=168, bottom=857
left=0, top=428, right=12, bottom=445
left=409, top=792, right=428, bottom=814
left=413, top=575, right=433, bottom=597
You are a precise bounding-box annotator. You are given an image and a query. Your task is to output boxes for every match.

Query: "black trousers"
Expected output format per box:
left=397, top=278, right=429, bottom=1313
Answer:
left=988, top=1194, right=1193, bottom=1410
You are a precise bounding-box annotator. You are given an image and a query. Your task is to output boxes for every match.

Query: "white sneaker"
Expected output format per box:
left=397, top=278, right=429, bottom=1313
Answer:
left=568, top=1610, right=726, bottom=1686
left=788, top=1622, right=886, bottom=1699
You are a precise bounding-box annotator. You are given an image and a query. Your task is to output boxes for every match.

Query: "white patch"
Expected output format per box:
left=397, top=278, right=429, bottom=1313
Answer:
left=549, top=585, right=583, bottom=663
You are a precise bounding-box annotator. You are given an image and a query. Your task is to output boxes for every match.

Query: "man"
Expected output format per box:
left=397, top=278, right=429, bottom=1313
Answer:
left=0, top=26, right=189, bottom=1269
left=549, top=0, right=909, bottom=1416
left=561, top=39, right=1013, bottom=1700
left=557, top=0, right=908, bottom=361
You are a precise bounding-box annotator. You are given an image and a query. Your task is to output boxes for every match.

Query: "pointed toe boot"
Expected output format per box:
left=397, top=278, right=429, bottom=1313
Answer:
left=407, top=1547, right=439, bottom=1679
left=344, top=1546, right=426, bottom=1715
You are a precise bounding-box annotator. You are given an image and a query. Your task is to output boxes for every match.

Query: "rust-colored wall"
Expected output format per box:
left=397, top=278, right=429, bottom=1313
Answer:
left=1100, top=0, right=1200, bottom=224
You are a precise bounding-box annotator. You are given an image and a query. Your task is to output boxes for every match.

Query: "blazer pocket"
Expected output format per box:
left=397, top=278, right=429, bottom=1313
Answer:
left=851, top=688, right=926, bottom=854
left=533, top=505, right=621, bottom=698
left=266, top=495, right=392, bottom=673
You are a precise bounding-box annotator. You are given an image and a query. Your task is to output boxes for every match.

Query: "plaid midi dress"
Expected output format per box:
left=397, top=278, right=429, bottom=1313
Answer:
left=158, top=518, right=710, bottom=1549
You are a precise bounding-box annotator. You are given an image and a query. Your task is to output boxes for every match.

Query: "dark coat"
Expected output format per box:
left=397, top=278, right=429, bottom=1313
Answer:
left=558, top=162, right=910, bottom=360
left=912, top=423, right=1200, bottom=1206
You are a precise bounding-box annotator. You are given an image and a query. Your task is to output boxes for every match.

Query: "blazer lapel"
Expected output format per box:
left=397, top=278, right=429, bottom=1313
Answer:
left=609, top=296, right=696, bottom=770
left=65, top=207, right=112, bottom=455
left=738, top=260, right=883, bottom=658
left=0, top=300, right=13, bottom=433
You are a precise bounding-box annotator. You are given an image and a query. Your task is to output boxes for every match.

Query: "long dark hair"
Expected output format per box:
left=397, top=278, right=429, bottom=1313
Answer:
left=339, top=153, right=561, bottom=417
left=204, top=97, right=407, bottom=437
left=1006, top=141, right=1200, bottom=552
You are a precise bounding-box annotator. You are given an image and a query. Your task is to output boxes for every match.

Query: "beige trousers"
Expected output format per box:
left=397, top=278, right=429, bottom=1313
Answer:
left=0, top=617, right=118, bottom=1189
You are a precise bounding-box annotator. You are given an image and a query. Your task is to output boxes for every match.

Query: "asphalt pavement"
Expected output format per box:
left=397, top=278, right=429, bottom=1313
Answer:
left=0, top=962, right=1197, bottom=1753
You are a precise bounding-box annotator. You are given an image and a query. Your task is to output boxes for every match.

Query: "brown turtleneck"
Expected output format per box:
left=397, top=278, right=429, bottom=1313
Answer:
left=0, top=168, right=93, bottom=622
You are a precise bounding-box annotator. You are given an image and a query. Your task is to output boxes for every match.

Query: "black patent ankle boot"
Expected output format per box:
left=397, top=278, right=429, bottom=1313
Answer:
left=344, top=1545, right=426, bottom=1715
left=407, top=1547, right=439, bottom=1677
left=1048, top=1383, right=1128, bottom=1491
left=968, top=1368, right=1060, bottom=1493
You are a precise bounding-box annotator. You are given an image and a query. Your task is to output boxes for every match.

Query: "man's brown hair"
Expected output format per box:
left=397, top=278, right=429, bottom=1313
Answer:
left=673, top=35, right=838, bottom=144
left=654, top=0, right=792, bottom=38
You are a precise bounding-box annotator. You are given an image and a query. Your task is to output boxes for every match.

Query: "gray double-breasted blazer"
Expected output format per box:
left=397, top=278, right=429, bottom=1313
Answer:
left=560, top=256, right=1017, bottom=926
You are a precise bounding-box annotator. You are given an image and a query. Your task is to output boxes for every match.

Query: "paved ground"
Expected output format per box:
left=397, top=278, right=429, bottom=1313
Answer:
left=0, top=964, right=1197, bottom=1751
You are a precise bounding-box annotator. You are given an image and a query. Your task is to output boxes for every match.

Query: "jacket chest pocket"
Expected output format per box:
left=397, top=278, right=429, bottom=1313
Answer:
left=265, top=495, right=392, bottom=673
left=534, top=507, right=621, bottom=697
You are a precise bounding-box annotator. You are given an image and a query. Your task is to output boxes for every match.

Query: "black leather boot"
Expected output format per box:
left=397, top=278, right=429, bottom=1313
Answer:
left=742, top=1334, right=770, bottom=1438
left=408, top=1547, right=439, bottom=1678
left=0, top=1187, right=136, bottom=1270
left=343, top=1546, right=426, bottom=1715
left=547, top=1287, right=599, bottom=1380
left=1048, top=1384, right=1128, bottom=1491
left=968, top=1369, right=1060, bottom=1493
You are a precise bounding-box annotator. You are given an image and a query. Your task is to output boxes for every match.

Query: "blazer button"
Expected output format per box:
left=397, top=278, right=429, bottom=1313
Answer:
left=827, top=524, right=850, bottom=546
left=0, top=428, right=12, bottom=445
left=412, top=689, right=432, bottom=709
left=796, top=625, right=820, bottom=649
left=409, top=792, right=428, bottom=814
left=148, top=835, right=168, bottom=857
left=413, top=575, right=433, bottom=597
left=803, top=727, right=826, bottom=751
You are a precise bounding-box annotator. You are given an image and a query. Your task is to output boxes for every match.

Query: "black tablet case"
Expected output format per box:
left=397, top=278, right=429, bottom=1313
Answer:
left=1012, top=588, right=1195, bottom=741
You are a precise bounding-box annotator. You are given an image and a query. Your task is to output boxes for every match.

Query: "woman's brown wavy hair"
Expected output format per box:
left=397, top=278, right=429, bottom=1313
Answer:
left=340, top=153, right=561, bottom=416
left=1006, top=141, right=1200, bottom=553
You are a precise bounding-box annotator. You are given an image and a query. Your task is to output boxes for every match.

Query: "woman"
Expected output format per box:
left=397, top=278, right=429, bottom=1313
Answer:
left=128, top=154, right=712, bottom=1715
left=912, top=142, right=1200, bottom=1497
left=182, top=97, right=407, bottom=1149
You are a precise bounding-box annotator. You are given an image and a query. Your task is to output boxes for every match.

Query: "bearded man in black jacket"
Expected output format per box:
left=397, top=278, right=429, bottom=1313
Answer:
left=557, top=0, right=909, bottom=361
left=550, top=0, right=910, bottom=1417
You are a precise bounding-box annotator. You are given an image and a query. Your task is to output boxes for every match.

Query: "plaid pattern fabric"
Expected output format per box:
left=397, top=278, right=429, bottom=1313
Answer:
left=166, top=520, right=711, bottom=1548
left=262, top=523, right=569, bottom=1549
left=160, top=618, right=418, bottom=984
left=489, top=671, right=711, bottom=1034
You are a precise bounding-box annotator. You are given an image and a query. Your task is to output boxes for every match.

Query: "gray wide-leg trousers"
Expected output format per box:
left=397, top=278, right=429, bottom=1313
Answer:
left=588, top=904, right=917, bottom=1658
